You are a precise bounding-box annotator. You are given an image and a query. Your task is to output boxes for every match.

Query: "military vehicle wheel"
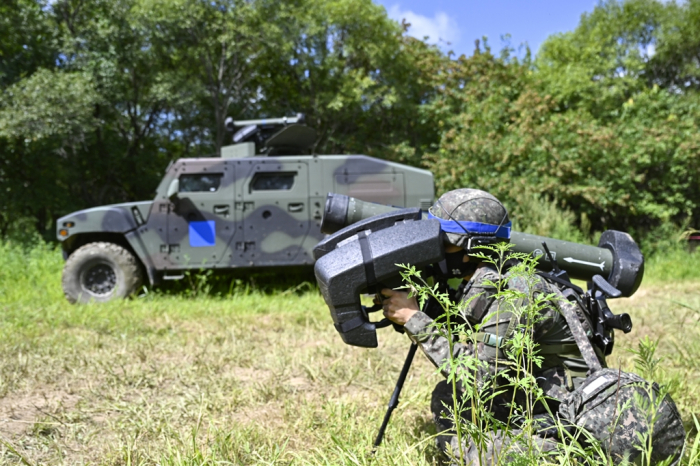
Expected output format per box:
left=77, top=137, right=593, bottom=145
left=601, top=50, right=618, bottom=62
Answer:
left=62, top=242, right=143, bottom=304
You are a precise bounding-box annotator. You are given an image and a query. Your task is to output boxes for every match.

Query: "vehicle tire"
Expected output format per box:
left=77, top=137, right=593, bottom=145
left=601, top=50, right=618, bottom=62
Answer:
left=62, top=242, right=144, bottom=304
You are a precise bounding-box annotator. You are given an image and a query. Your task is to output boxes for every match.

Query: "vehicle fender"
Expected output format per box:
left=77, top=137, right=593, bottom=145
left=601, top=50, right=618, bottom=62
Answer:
left=125, top=229, right=158, bottom=286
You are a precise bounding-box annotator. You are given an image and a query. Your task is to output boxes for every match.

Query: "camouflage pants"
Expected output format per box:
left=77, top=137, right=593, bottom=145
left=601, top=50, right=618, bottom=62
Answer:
left=430, top=380, right=559, bottom=465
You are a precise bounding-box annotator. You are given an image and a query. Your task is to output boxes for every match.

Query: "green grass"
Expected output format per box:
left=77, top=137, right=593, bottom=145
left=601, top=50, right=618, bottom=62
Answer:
left=1, top=239, right=699, bottom=464
left=643, top=246, right=700, bottom=284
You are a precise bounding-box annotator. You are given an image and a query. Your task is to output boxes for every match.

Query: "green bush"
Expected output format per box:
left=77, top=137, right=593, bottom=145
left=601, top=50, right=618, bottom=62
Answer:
left=508, top=193, right=593, bottom=244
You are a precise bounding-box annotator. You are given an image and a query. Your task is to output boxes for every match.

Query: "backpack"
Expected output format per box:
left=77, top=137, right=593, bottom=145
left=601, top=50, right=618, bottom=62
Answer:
left=558, top=368, right=685, bottom=465
left=553, top=294, right=685, bottom=465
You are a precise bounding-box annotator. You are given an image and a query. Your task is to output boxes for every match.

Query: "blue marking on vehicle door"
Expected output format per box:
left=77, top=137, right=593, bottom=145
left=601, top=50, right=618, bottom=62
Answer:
left=189, top=221, right=216, bottom=247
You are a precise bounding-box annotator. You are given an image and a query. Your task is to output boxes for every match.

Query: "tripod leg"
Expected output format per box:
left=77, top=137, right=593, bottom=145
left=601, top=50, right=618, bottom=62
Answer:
left=373, top=343, right=418, bottom=449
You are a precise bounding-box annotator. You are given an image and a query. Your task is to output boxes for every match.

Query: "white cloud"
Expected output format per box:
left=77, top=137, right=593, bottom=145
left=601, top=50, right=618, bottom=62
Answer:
left=387, top=5, right=460, bottom=46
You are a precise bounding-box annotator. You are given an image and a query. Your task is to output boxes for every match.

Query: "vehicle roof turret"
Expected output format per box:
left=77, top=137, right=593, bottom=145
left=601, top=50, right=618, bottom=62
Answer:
left=224, top=113, right=317, bottom=156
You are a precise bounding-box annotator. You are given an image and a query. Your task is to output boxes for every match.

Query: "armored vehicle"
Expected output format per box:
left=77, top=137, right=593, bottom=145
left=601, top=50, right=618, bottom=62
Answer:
left=56, top=115, right=434, bottom=303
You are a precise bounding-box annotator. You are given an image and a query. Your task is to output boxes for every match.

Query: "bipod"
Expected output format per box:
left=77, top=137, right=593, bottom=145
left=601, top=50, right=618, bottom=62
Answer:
left=372, top=342, right=418, bottom=452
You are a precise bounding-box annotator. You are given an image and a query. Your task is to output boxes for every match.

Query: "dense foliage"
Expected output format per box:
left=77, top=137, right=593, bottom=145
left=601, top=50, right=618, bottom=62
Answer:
left=0, top=0, right=438, bottom=236
left=424, top=0, right=700, bottom=237
left=1, top=0, right=699, bottom=245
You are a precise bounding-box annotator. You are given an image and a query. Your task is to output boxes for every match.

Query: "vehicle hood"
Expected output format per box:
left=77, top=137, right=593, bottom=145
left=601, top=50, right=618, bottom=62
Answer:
left=56, top=201, right=153, bottom=241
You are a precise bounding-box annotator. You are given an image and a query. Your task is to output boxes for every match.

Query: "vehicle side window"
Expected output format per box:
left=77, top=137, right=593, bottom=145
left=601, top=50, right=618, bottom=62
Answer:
left=179, top=174, right=223, bottom=193
left=250, top=172, right=296, bottom=192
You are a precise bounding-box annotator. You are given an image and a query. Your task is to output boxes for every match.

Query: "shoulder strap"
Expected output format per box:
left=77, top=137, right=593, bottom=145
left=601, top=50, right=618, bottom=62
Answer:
left=550, top=288, right=602, bottom=373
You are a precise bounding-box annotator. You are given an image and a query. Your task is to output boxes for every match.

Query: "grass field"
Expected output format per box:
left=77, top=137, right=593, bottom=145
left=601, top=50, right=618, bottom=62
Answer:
left=1, top=240, right=699, bottom=465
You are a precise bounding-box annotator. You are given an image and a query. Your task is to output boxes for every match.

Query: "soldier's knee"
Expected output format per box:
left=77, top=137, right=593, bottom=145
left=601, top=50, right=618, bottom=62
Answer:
left=431, top=381, right=452, bottom=411
left=431, top=380, right=454, bottom=431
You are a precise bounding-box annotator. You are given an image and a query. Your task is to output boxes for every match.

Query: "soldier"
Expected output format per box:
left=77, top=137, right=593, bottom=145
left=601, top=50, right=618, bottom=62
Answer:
left=381, top=188, right=664, bottom=464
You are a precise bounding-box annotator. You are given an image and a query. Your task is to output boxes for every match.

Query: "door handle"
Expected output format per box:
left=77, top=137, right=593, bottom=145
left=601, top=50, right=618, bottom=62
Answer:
left=214, top=205, right=230, bottom=216
left=288, top=203, right=304, bottom=213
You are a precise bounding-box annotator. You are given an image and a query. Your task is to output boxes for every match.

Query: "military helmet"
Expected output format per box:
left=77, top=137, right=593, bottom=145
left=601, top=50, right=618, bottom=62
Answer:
left=428, top=188, right=511, bottom=249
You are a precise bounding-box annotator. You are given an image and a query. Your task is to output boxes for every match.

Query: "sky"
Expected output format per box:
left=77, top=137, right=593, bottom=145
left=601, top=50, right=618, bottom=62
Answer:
left=373, top=0, right=600, bottom=57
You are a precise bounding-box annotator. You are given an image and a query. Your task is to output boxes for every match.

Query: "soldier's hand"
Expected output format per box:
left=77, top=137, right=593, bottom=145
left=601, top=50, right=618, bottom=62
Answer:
left=381, top=288, right=419, bottom=326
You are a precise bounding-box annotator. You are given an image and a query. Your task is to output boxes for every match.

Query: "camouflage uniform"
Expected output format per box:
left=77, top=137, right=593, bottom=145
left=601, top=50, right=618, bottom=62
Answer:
left=405, top=188, right=605, bottom=464
left=404, top=265, right=603, bottom=465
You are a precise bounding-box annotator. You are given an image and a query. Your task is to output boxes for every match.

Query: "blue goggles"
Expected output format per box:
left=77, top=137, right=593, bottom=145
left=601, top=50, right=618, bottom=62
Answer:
left=427, top=212, right=512, bottom=239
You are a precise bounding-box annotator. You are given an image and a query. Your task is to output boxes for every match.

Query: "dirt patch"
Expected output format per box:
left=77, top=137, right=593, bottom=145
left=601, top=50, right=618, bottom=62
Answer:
left=228, top=401, right=286, bottom=427
left=0, top=388, right=81, bottom=438
left=229, top=366, right=272, bottom=383
left=285, top=376, right=308, bottom=388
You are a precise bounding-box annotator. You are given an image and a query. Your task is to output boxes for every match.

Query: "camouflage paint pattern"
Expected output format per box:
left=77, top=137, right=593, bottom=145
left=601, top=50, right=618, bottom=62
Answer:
left=56, top=148, right=434, bottom=284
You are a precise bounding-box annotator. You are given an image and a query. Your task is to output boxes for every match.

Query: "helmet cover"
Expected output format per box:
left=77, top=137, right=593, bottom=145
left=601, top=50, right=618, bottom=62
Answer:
left=428, top=188, right=510, bottom=248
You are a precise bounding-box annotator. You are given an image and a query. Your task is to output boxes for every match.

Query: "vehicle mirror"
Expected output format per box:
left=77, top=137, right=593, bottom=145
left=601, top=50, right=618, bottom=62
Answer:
left=167, top=178, right=179, bottom=200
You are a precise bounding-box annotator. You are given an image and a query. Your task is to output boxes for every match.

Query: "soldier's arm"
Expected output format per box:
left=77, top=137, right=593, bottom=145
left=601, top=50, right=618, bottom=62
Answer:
left=403, top=310, right=508, bottom=384
left=402, top=267, right=514, bottom=386
left=380, top=288, right=474, bottom=380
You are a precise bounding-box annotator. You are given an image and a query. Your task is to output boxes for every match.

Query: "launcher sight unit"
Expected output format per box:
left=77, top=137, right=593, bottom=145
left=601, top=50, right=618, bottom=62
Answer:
left=313, top=193, right=644, bottom=349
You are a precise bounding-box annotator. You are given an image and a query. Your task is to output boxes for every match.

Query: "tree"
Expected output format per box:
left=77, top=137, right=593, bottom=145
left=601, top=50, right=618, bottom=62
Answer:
left=255, top=0, right=440, bottom=160
left=142, top=0, right=271, bottom=156
left=0, top=0, right=56, bottom=87
left=535, top=0, right=666, bottom=119
left=647, top=0, right=700, bottom=91
left=0, top=0, right=438, bottom=236
left=421, top=0, right=700, bottom=234
left=0, top=0, right=176, bottom=234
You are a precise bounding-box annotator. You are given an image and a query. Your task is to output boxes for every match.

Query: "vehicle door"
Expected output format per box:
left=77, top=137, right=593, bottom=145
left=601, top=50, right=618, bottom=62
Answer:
left=165, top=160, right=238, bottom=268
left=238, top=160, right=311, bottom=266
